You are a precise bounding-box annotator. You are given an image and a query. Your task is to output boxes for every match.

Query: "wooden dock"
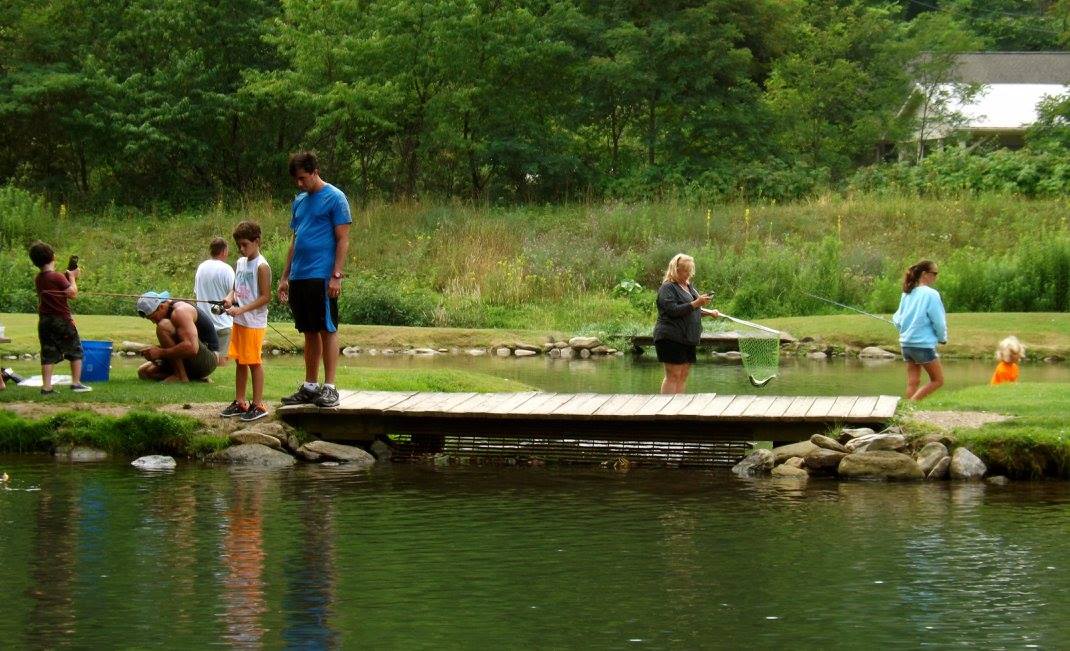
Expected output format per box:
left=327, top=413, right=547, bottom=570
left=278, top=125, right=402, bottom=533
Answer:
left=279, top=391, right=899, bottom=444
left=630, top=331, right=796, bottom=353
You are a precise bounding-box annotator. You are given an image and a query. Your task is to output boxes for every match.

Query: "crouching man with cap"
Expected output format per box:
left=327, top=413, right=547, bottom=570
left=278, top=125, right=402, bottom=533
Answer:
left=136, top=291, right=220, bottom=382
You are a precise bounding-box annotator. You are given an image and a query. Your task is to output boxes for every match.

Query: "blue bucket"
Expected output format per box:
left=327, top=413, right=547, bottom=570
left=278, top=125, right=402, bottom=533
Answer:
left=81, top=340, right=112, bottom=383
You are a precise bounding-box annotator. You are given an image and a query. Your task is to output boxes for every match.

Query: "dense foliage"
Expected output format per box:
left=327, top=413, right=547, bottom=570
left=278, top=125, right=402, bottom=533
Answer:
left=1, top=0, right=1067, bottom=206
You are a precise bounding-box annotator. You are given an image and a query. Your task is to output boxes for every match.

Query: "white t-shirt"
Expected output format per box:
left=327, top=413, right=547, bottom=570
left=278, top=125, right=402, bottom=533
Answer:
left=233, top=254, right=269, bottom=329
left=194, top=258, right=235, bottom=330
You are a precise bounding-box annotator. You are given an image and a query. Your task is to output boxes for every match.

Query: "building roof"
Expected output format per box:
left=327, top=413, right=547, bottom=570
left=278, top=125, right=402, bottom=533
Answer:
left=950, top=52, right=1070, bottom=84
left=943, top=83, right=1067, bottom=132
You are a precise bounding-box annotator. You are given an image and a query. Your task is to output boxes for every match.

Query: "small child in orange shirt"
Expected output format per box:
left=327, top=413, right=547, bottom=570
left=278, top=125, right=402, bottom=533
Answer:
left=990, top=336, right=1024, bottom=385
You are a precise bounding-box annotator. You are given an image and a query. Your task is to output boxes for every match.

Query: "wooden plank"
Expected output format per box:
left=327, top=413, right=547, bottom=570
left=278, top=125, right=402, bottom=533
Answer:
left=827, top=396, right=859, bottom=419
left=656, top=394, right=697, bottom=416
left=741, top=396, right=778, bottom=418
left=484, top=392, right=542, bottom=414
left=720, top=395, right=757, bottom=417
left=872, top=395, right=900, bottom=419
left=345, top=391, right=416, bottom=411
left=450, top=392, right=511, bottom=414
left=592, top=394, right=644, bottom=417
left=675, top=393, right=719, bottom=417
left=554, top=394, right=614, bottom=417
left=765, top=396, right=797, bottom=418
left=526, top=393, right=581, bottom=415
left=412, top=392, right=479, bottom=416
left=510, top=392, right=560, bottom=415
left=848, top=396, right=879, bottom=419
left=633, top=394, right=675, bottom=417
left=444, top=392, right=499, bottom=413
left=610, top=394, right=661, bottom=417
left=386, top=392, right=451, bottom=413
left=805, top=397, right=838, bottom=418
left=550, top=393, right=597, bottom=415
left=698, top=394, right=737, bottom=417
left=780, top=396, right=816, bottom=418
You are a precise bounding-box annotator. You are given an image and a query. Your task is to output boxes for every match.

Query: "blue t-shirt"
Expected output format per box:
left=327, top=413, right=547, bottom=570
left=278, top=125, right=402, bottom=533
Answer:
left=289, top=183, right=352, bottom=280
left=892, top=285, right=948, bottom=348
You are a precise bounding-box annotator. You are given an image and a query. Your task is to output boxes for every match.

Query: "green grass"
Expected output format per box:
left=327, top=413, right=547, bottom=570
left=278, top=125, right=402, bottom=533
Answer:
left=0, top=409, right=225, bottom=457
left=2, top=194, right=1067, bottom=331
left=902, top=383, right=1070, bottom=479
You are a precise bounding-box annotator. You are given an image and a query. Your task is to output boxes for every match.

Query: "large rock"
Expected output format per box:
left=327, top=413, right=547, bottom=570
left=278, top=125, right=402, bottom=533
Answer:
left=839, top=427, right=876, bottom=444
left=913, top=432, right=957, bottom=449
left=772, top=441, right=818, bottom=465
left=230, top=430, right=283, bottom=450
left=207, top=443, right=296, bottom=467
left=567, top=336, right=601, bottom=350
left=772, top=464, right=809, bottom=478
left=54, top=445, right=108, bottom=462
left=784, top=456, right=806, bottom=469
left=495, top=347, right=512, bottom=357
left=950, top=447, right=987, bottom=480
left=370, top=439, right=393, bottom=461
left=514, top=349, right=537, bottom=357
left=810, top=434, right=847, bottom=453
left=865, top=434, right=908, bottom=452
left=131, top=455, right=177, bottom=470
left=804, top=448, right=847, bottom=472
left=859, top=346, right=896, bottom=359
left=732, top=449, right=774, bottom=476
left=837, top=451, right=924, bottom=481
left=513, top=342, right=541, bottom=352
left=299, top=440, right=376, bottom=468
left=466, top=348, right=487, bottom=356
left=927, top=456, right=951, bottom=480
left=915, top=442, right=949, bottom=476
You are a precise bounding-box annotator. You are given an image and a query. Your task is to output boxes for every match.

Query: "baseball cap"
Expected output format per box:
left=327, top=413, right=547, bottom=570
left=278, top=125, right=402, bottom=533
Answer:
left=136, top=291, right=170, bottom=318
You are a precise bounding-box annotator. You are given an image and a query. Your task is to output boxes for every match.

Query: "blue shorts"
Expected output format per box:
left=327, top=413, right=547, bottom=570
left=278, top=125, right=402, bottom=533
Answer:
left=901, top=346, right=938, bottom=364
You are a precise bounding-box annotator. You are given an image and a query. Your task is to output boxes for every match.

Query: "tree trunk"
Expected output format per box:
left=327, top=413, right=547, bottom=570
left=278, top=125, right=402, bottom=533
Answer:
left=646, top=94, right=658, bottom=166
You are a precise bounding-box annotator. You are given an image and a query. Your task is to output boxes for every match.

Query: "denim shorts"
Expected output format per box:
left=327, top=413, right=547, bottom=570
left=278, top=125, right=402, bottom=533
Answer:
left=901, top=346, right=938, bottom=364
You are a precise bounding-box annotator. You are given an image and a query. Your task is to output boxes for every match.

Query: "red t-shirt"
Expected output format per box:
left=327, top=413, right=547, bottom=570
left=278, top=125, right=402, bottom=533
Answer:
left=35, top=271, right=73, bottom=321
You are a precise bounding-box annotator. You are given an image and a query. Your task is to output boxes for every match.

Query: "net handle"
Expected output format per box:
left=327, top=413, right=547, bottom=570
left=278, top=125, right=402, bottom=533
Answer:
left=703, top=309, right=782, bottom=337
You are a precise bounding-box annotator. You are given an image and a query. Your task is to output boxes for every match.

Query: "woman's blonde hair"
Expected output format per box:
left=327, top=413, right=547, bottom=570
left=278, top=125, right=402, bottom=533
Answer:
left=663, top=254, right=695, bottom=284
left=995, top=336, right=1025, bottom=363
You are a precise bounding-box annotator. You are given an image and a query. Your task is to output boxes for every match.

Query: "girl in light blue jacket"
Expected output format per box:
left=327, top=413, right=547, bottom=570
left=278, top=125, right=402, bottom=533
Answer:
left=892, top=260, right=947, bottom=401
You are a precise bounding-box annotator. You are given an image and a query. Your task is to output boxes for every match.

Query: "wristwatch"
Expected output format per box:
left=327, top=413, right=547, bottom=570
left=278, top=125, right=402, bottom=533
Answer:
left=332, top=271, right=344, bottom=279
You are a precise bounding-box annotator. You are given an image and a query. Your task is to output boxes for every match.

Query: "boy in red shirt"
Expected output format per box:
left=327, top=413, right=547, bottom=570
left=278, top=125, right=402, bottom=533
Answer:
left=29, top=241, right=92, bottom=394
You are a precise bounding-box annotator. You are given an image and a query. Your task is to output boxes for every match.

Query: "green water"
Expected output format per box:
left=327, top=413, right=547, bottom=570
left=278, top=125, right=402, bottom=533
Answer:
left=2, top=459, right=1069, bottom=648
left=3, top=357, right=1070, bottom=647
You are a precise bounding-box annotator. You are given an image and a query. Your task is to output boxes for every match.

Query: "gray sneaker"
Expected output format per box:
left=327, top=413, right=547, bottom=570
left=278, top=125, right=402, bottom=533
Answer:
left=281, top=384, right=321, bottom=406
left=70, top=383, right=93, bottom=393
left=313, top=385, right=340, bottom=408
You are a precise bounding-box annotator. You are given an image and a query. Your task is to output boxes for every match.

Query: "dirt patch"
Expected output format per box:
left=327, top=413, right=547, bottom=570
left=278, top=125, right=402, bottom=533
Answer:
left=157, top=403, right=253, bottom=434
left=2, top=401, right=131, bottom=420
left=907, top=410, right=1012, bottom=431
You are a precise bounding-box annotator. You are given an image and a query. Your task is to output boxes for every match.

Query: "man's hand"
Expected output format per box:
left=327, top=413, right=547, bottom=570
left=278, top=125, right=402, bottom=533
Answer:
left=141, top=346, right=164, bottom=362
left=225, top=306, right=241, bottom=317
left=277, top=279, right=289, bottom=303
left=327, top=276, right=342, bottom=299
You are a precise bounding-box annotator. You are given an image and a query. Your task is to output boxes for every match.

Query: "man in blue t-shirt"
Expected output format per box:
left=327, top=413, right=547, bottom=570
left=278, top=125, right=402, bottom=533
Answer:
left=278, top=151, right=352, bottom=408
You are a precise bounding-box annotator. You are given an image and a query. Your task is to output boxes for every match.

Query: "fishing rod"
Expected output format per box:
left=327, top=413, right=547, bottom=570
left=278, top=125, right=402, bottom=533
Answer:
left=800, top=290, right=895, bottom=326
left=41, top=289, right=302, bottom=350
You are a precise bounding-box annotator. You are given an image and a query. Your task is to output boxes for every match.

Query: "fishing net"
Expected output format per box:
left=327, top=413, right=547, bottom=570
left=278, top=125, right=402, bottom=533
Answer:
left=737, top=331, right=780, bottom=387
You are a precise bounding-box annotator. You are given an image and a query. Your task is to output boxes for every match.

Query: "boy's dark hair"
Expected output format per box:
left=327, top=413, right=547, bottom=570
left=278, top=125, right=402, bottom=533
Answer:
left=28, top=241, right=55, bottom=269
left=288, top=151, right=318, bottom=177
left=233, top=221, right=261, bottom=243
left=209, top=237, right=228, bottom=256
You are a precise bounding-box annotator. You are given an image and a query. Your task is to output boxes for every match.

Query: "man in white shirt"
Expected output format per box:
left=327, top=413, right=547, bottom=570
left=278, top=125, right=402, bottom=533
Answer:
left=194, top=237, right=235, bottom=366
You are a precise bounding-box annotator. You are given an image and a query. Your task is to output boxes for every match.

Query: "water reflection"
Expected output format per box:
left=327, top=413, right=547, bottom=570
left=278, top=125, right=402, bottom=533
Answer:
left=3, top=461, right=1070, bottom=647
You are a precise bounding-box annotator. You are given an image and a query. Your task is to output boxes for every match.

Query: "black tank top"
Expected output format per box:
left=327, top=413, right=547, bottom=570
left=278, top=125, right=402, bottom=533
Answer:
left=167, top=302, right=220, bottom=352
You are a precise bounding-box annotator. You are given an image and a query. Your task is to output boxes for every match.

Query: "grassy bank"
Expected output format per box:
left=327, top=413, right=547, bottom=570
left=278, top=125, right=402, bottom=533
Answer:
left=3, top=311, right=1068, bottom=359
left=903, top=383, right=1070, bottom=479
left=1, top=195, right=1067, bottom=332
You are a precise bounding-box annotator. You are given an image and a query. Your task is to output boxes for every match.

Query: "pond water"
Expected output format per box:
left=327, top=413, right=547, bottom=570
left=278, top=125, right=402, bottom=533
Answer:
left=4, top=355, right=1069, bottom=646
left=2, top=458, right=1069, bottom=647
left=333, top=352, right=1070, bottom=395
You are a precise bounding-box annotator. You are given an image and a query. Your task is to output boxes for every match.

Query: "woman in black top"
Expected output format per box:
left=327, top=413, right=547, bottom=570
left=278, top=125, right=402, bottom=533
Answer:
left=653, top=253, right=719, bottom=394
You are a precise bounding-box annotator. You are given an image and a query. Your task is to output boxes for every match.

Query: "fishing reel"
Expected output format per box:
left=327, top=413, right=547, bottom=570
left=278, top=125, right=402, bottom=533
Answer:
left=210, top=302, right=227, bottom=316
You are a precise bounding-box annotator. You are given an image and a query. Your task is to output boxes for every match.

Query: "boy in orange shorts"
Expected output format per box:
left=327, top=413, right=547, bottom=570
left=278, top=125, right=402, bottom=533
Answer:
left=219, top=221, right=272, bottom=421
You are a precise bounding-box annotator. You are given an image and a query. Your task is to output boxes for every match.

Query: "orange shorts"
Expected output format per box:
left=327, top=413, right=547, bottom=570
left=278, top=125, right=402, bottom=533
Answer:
left=228, top=323, right=265, bottom=365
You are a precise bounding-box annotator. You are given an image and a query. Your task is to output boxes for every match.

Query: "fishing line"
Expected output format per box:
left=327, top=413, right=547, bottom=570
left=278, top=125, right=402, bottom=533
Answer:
left=800, top=290, right=895, bottom=325
left=41, top=289, right=302, bottom=350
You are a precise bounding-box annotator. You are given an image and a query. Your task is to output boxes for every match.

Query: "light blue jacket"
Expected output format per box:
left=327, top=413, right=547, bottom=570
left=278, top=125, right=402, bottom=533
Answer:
left=892, top=285, right=948, bottom=348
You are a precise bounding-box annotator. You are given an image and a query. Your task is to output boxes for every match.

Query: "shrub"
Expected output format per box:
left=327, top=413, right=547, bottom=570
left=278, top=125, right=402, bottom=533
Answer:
left=339, top=275, right=439, bottom=326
